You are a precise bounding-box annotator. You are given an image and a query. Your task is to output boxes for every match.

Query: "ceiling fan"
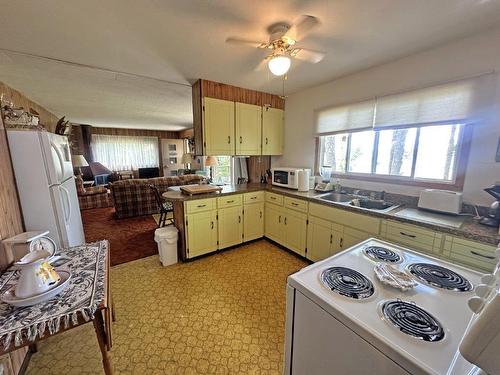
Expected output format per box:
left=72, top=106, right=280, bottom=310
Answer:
left=226, top=15, right=325, bottom=76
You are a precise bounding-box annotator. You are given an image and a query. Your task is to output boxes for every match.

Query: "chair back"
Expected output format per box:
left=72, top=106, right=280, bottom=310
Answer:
left=149, top=185, right=163, bottom=210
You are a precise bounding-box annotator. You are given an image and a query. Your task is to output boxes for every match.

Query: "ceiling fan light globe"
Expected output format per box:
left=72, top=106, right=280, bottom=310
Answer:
left=268, top=56, right=291, bottom=76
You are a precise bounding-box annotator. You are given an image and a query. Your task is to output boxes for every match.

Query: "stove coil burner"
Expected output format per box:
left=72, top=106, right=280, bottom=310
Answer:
left=321, top=267, right=374, bottom=299
left=408, top=263, right=472, bottom=292
left=382, top=300, right=445, bottom=342
left=363, top=246, right=402, bottom=263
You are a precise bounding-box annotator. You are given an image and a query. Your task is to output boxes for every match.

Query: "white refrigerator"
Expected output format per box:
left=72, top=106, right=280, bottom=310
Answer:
left=7, top=129, right=85, bottom=249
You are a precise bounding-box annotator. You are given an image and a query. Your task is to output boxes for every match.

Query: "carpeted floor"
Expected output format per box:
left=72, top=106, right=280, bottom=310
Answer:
left=81, top=207, right=159, bottom=266
left=25, top=240, right=307, bottom=375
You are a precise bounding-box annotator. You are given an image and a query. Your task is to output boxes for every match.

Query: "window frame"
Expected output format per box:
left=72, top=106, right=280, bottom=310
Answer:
left=315, top=124, right=472, bottom=191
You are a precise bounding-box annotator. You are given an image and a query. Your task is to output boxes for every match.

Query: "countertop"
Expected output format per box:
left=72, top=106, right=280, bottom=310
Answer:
left=163, top=183, right=500, bottom=246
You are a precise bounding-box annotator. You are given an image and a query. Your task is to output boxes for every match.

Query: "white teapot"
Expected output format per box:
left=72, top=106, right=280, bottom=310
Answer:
left=15, top=249, right=60, bottom=298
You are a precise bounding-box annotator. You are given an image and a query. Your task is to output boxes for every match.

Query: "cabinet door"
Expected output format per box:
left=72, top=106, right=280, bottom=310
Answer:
left=262, top=107, right=284, bottom=155
left=243, top=202, right=264, bottom=241
left=218, top=206, right=243, bottom=249
left=265, top=204, right=284, bottom=244
left=235, top=102, right=262, bottom=155
left=307, top=217, right=333, bottom=262
left=203, top=97, right=235, bottom=155
left=341, top=227, right=371, bottom=250
left=186, top=210, right=218, bottom=258
left=284, top=209, right=307, bottom=257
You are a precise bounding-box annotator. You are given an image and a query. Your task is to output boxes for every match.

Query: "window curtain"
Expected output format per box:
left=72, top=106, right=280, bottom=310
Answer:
left=315, top=100, right=375, bottom=135
left=91, top=134, right=159, bottom=171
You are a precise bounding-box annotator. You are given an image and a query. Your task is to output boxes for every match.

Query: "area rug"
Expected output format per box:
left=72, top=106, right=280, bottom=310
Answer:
left=81, top=208, right=159, bottom=266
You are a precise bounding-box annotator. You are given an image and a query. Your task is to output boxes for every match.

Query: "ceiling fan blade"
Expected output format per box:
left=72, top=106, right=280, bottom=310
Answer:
left=290, top=48, right=325, bottom=63
left=284, top=15, right=320, bottom=42
left=225, top=37, right=268, bottom=49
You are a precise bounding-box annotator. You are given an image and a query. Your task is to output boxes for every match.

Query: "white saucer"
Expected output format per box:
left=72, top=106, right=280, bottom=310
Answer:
left=1, top=270, right=71, bottom=307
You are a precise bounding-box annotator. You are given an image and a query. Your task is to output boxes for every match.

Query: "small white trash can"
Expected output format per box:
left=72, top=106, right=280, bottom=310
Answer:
left=154, top=226, right=178, bottom=266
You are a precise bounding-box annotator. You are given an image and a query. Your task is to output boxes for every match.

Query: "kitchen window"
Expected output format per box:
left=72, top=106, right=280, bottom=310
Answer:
left=318, top=123, right=465, bottom=185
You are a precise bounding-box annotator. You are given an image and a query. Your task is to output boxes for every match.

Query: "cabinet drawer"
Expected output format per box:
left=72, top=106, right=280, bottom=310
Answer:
left=266, top=192, right=284, bottom=206
left=443, top=236, right=497, bottom=271
left=284, top=197, right=308, bottom=213
left=309, top=203, right=380, bottom=235
left=244, top=191, right=264, bottom=204
left=382, top=220, right=441, bottom=254
left=185, top=198, right=216, bottom=213
left=217, top=194, right=243, bottom=208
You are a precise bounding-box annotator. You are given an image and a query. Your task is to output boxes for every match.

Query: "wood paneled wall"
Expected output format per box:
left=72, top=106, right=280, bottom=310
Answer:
left=0, top=82, right=59, bottom=133
left=91, top=126, right=180, bottom=139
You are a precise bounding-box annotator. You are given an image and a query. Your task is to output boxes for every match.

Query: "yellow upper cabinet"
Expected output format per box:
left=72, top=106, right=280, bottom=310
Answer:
left=203, top=97, right=235, bottom=155
left=262, top=107, right=284, bottom=155
left=235, top=103, right=262, bottom=155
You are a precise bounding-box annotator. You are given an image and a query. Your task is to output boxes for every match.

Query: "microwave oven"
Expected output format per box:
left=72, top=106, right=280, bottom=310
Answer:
left=271, top=168, right=307, bottom=189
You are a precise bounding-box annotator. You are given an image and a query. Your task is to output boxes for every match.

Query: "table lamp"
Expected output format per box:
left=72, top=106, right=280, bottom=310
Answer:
left=72, top=155, right=89, bottom=176
left=181, top=153, right=194, bottom=169
left=205, top=156, right=218, bottom=182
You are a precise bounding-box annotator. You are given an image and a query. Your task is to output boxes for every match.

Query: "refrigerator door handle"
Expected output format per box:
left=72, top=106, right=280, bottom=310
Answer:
left=60, top=185, right=71, bottom=224
left=50, top=141, right=65, bottom=184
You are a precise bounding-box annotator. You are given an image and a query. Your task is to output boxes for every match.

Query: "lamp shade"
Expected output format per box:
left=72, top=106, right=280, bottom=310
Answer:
left=181, top=153, right=194, bottom=164
left=72, top=154, right=89, bottom=167
left=205, top=156, right=218, bottom=167
left=268, top=55, right=291, bottom=76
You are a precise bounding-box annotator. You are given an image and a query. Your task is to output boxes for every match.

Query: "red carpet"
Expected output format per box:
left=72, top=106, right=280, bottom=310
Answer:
left=81, top=207, right=158, bottom=266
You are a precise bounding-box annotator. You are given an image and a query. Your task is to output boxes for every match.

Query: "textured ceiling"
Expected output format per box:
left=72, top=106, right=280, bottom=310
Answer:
left=1, top=0, right=500, bottom=130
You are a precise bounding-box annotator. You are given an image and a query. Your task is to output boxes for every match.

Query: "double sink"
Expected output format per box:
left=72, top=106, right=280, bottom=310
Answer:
left=315, top=192, right=399, bottom=213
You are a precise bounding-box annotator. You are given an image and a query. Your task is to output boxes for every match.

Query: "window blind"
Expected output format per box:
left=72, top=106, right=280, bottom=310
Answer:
left=315, top=99, right=375, bottom=135
left=373, top=76, right=491, bottom=129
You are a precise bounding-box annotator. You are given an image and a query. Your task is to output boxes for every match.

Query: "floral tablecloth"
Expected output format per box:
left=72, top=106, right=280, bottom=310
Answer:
left=0, top=241, right=108, bottom=349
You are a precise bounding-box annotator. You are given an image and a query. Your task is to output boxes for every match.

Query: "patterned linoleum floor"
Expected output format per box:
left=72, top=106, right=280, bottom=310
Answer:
left=26, top=240, right=308, bottom=375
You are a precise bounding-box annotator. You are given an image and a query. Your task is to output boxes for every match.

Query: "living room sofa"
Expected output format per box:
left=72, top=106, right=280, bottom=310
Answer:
left=110, top=175, right=204, bottom=218
left=75, top=175, right=112, bottom=210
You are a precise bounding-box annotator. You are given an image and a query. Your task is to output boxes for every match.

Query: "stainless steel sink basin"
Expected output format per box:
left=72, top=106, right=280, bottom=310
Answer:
left=349, top=199, right=399, bottom=213
left=316, top=192, right=353, bottom=203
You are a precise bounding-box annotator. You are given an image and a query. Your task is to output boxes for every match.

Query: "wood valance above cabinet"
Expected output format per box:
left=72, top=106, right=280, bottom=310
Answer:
left=192, top=79, right=285, bottom=156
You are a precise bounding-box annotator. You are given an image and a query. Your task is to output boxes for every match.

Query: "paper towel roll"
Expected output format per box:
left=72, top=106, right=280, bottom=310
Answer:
left=298, top=169, right=310, bottom=192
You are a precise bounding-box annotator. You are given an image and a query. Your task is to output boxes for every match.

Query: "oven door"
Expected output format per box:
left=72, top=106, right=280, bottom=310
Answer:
left=273, top=170, right=290, bottom=187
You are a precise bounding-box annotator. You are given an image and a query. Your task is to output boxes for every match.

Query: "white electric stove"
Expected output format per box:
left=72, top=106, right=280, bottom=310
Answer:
left=284, top=238, right=497, bottom=375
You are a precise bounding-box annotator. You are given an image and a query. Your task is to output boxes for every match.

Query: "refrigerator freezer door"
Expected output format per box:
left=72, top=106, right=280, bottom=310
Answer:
left=43, top=132, right=74, bottom=185
left=50, top=178, right=85, bottom=248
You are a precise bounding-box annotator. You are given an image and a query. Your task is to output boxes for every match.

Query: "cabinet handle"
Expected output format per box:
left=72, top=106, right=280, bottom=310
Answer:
left=228, top=136, right=231, bottom=144
left=399, top=231, right=416, bottom=238
left=329, top=234, right=333, bottom=244
left=197, top=204, right=206, bottom=208
left=250, top=196, right=257, bottom=200
left=284, top=217, right=287, bottom=225
left=340, top=238, right=343, bottom=248
left=265, top=137, right=268, bottom=145
left=260, top=211, right=262, bottom=218
left=278, top=215, right=281, bottom=223
left=211, top=221, right=214, bottom=229
left=238, top=215, right=241, bottom=223
left=270, top=196, right=276, bottom=200
left=291, top=202, right=299, bottom=206
left=470, top=250, right=495, bottom=260
left=226, top=200, right=234, bottom=203
left=239, top=136, right=243, bottom=144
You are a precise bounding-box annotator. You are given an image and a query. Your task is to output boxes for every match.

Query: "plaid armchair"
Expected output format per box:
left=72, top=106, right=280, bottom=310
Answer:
left=75, top=175, right=112, bottom=210
left=109, top=175, right=205, bottom=219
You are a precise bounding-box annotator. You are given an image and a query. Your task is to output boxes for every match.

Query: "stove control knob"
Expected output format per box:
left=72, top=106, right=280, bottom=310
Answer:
left=480, top=274, right=497, bottom=286
left=468, top=297, right=485, bottom=314
left=475, top=284, right=493, bottom=298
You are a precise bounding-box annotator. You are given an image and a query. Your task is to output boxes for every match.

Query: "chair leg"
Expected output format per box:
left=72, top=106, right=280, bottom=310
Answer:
left=158, top=211, right=165, bottom=228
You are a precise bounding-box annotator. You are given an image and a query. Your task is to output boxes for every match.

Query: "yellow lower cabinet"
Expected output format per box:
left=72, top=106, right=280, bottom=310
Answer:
left=341, top=227, right=373, bottom=250
left=283, top=208, right=307, bottom=257
left=218, top=206, right=243, bottom=249
left=443, top=235, right=497, bottom=272
left=243, top=203, right=264, bottom=241
left=307, top=216, right=333, bottom=262
left=186, top=210, right=218, bottom=258
left=265, top=203, right=285, bottom=244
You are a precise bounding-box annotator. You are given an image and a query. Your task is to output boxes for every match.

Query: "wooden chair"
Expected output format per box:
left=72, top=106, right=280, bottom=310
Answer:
left=149, top=185, right=173, bottom=227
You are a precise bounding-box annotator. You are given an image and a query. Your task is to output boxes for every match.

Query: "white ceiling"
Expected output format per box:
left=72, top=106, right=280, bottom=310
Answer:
left=1, top=0, right=500, bottom=130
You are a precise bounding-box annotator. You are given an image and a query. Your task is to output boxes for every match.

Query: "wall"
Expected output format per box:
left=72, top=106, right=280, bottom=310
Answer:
left=0, top=82, right=59, bottom=132
left=276, top=25, right=500, bottom=206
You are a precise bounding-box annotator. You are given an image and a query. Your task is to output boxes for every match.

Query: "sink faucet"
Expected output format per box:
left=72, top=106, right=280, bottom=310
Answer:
left=334, top=180, right=342, bottom=193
